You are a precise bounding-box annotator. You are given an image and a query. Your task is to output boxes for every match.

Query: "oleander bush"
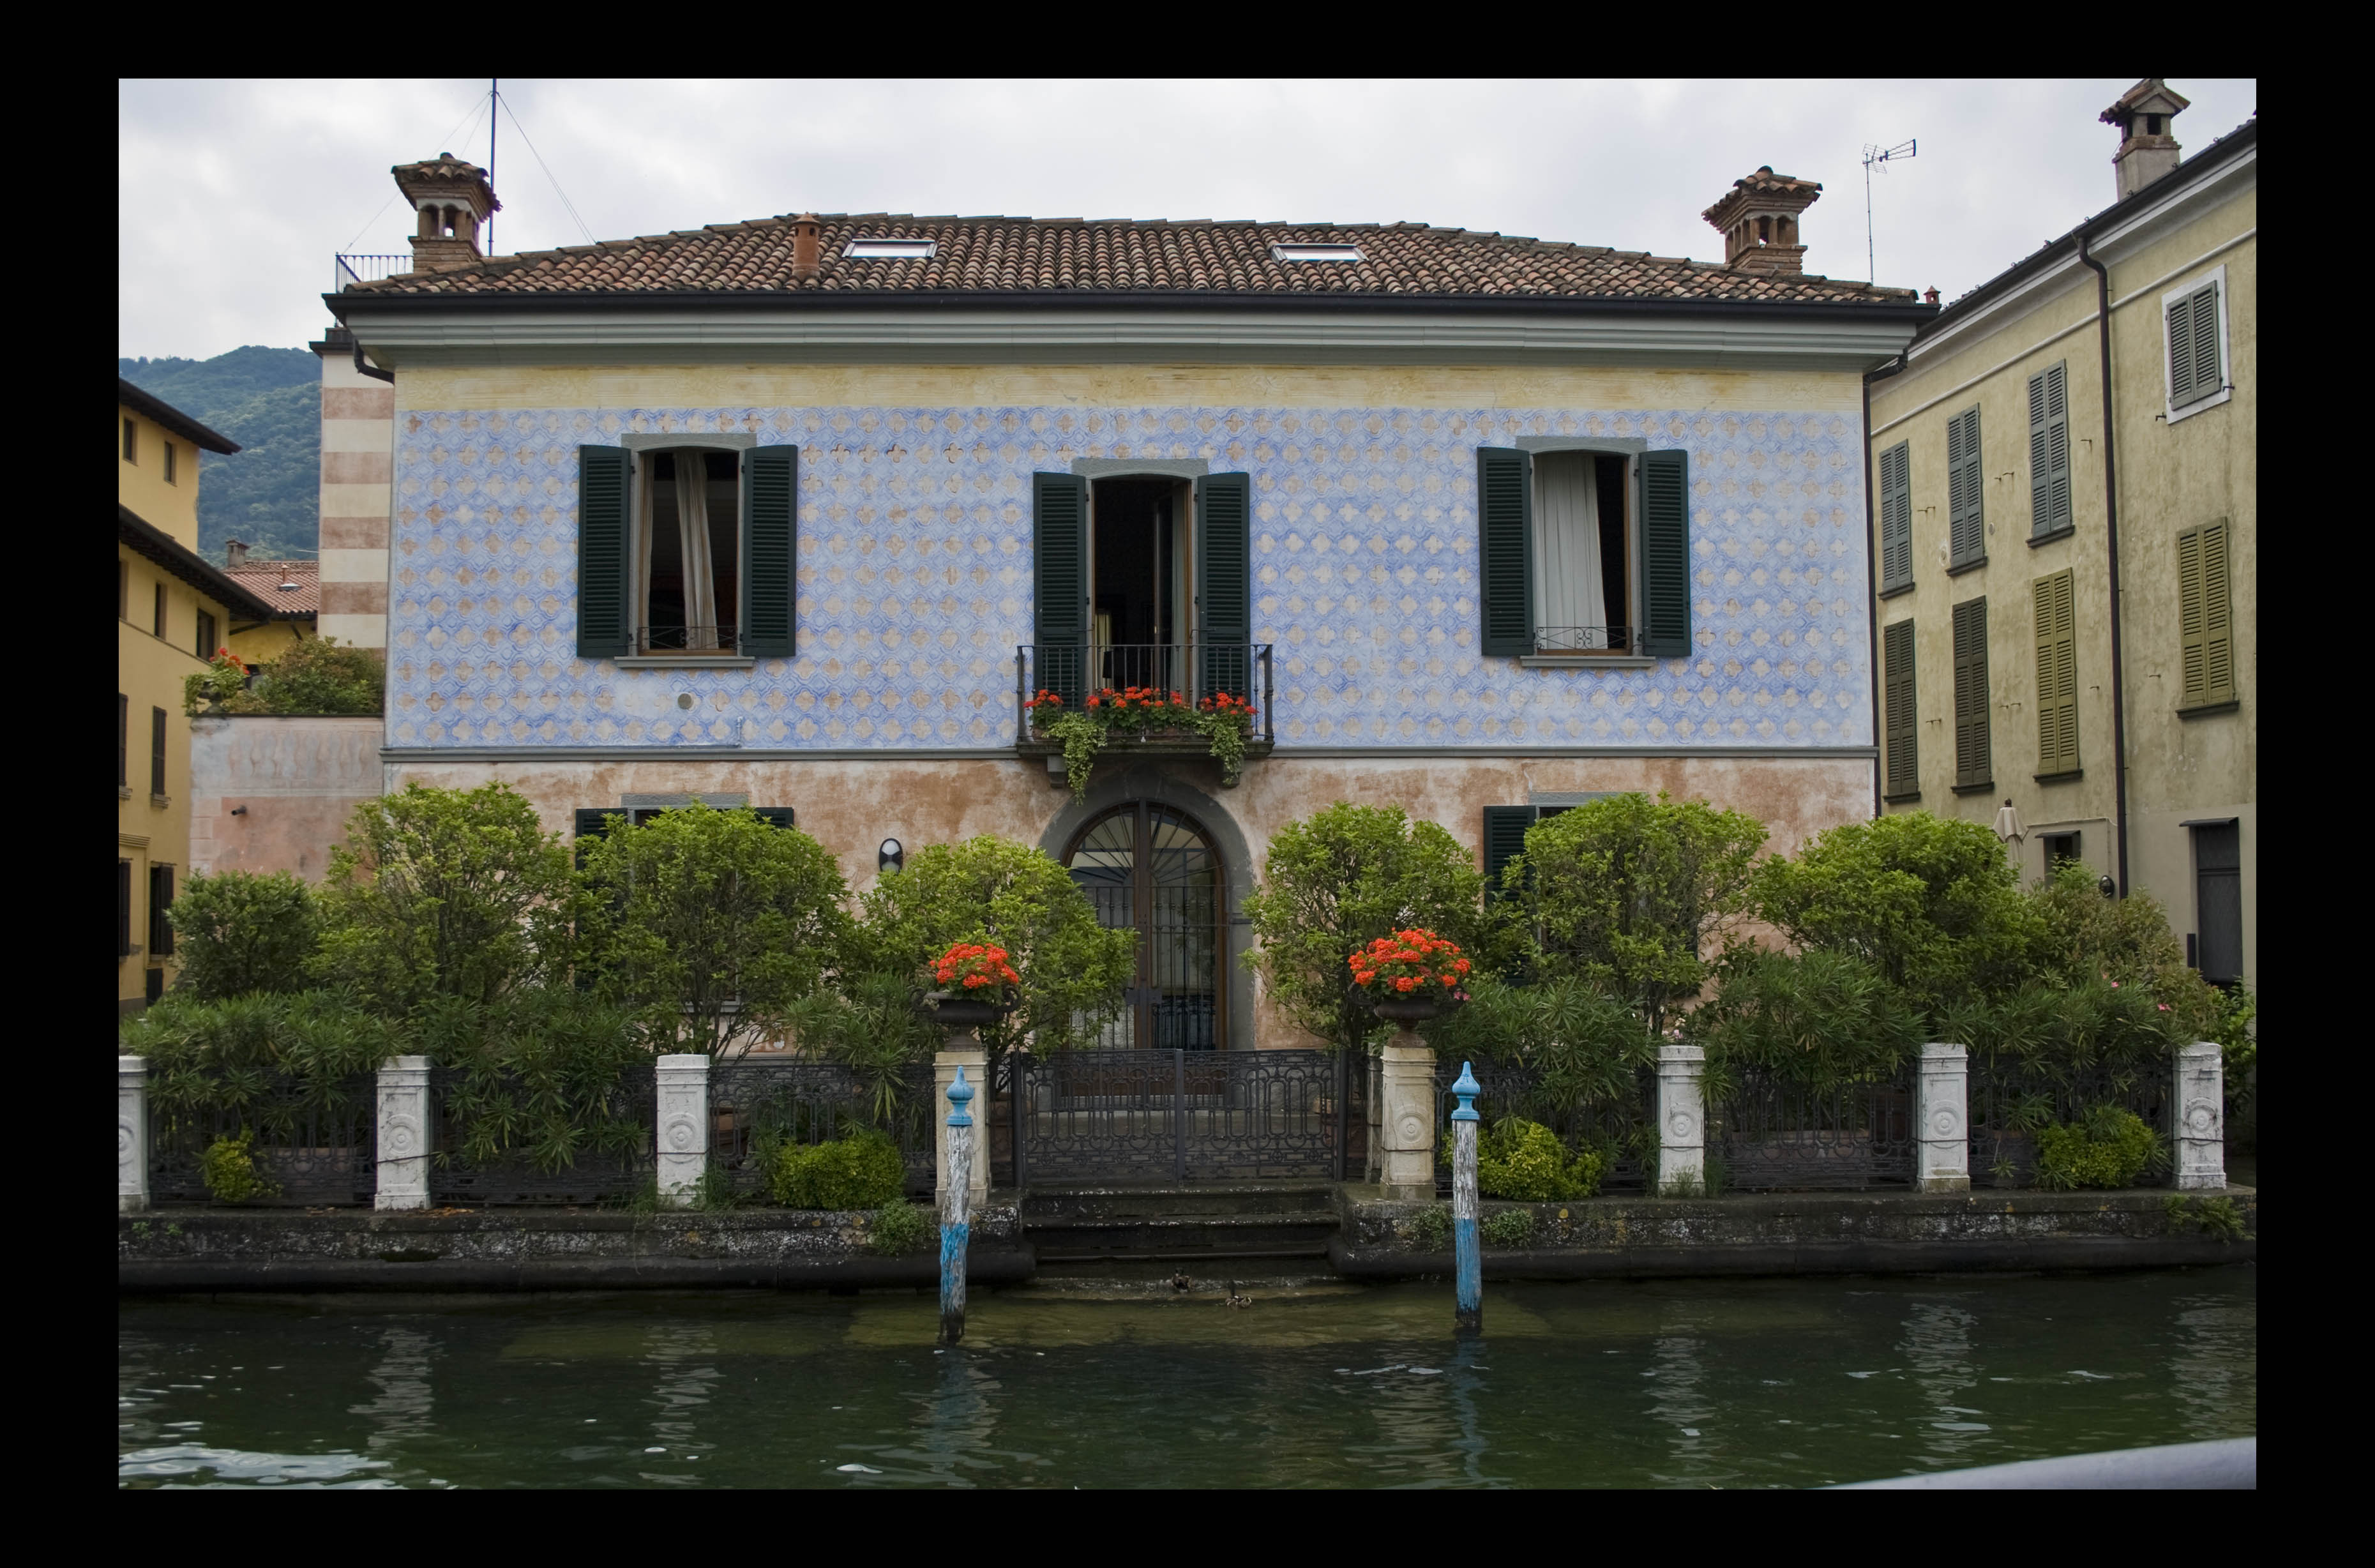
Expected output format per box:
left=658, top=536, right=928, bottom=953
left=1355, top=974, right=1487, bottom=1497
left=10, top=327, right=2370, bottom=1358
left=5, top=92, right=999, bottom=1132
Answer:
left=771, top=1127, right=906, bottom=1210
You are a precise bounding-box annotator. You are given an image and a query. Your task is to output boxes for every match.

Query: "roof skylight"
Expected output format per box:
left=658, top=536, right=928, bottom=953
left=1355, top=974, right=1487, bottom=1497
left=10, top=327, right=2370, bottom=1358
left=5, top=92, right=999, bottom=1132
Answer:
left=1270, top=243, right=1364, bottom=262
left=843, top=238, right=936, bottom=259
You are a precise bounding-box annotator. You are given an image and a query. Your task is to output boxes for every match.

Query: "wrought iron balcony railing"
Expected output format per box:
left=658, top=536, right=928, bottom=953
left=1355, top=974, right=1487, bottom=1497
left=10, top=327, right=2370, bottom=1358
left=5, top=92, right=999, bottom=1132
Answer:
left=332, top=254, right=411, bottom=291
left=1533, top=625, right=1643, bottom=655
left=635, top=624, right=741, bottom=656
left=1014, top=642, right=1275, bottom=747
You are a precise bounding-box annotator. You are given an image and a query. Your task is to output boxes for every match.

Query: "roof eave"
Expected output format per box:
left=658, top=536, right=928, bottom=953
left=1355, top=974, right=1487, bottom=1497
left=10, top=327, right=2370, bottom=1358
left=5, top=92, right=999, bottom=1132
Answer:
left=117, top=505, right=280, bottom=621
left=114, top=379, right=243, bottom=455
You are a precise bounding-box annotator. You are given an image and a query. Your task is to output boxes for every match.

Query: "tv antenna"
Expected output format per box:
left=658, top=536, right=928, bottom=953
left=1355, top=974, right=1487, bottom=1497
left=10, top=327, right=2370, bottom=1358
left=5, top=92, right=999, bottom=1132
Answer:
left=1862, top=139, right=1916, bottom=284
left=486, top=79, right=498, bottom=254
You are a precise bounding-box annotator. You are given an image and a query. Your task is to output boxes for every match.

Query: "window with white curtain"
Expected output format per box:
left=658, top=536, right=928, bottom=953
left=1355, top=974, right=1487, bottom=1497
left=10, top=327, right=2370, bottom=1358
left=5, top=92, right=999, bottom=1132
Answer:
left=635, top=449, right=742, bottom=654
left=1528, top=449, right=1636, bottom=653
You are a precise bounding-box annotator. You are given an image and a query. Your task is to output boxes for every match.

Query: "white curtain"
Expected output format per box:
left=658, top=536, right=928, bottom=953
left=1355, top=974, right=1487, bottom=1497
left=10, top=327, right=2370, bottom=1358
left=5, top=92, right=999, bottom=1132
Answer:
left=632, top=452, right=656, bottom=652
left=1532, top=452, right=1607, bottom=649
left=674, top=449, right=720, bottom=651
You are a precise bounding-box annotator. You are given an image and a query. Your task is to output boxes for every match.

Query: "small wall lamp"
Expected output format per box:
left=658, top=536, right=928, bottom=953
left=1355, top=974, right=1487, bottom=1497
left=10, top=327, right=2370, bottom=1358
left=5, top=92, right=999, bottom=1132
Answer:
left=2097, top=875, right=2117, bottom=899
left=878, top=838, right=904, bottom=874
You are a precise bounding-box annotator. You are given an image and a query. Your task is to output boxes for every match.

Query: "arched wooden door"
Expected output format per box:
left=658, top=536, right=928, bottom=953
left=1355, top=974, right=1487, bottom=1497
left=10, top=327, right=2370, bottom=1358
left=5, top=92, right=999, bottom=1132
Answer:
left=1064, top=802, right=1226, bottom=1050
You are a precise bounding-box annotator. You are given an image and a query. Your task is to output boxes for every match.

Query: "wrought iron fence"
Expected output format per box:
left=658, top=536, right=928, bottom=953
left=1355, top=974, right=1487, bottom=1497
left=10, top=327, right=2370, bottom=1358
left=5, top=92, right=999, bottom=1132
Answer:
left=1430, top=1056, right=1657, bottom=1197
left=1000, top=1048, right=1343, bottom=1183
left=149, top=1072, right=377, bottom=1206
left=707, top=1057, right=937, bottom=1200
left=1014, top=642, right=1275, bottom=744
left=1710, top=1066, right=1916, bottom=1191
left=427, top=1062, right=656, bottom=1205
left=1968, top=1057, right=2171, bottom=1189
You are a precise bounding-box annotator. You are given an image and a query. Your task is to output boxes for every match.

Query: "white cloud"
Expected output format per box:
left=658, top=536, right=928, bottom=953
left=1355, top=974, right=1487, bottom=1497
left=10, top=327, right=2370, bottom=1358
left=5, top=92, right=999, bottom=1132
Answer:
left=118, top=77, right=2256, bottom=359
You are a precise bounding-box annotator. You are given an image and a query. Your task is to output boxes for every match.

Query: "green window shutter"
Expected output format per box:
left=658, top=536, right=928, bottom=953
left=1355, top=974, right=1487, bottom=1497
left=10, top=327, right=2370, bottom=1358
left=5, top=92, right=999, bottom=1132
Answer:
left=2189, top=282, right=2223, bottom=402
left=1477, top=448, right=1532, bottom=656
left=1947, top=409, right=1984, bottom=566
left=1952, top=597, right=1991, bottom=786
left=2166, top=290, right=2198, bottom=406
left=576, top=445, right=633, bottom=658
left=150, top=865, right=175, bottom=956
left=741, top=446, right=799, bottom=658
left=571, top=807, right=619, bottom=868
left=2033, top=569, right=2079, bottom=773
left=2028, top=362, right=2072, bottom=536
left=1640, top=448, right=1692, bottom=657
left=1196, top=472, right=1253, bottom=698
left=119, top=860, right=133, bottom=958
left=1878, top=441, right=1913, bottom=590
left=752, top=808, right=797, bottom=830
left=2178, top=522, right=2236, bottom=707
left=1883, top=619, right=1917, bottom=795
left=1482, top=805, right=1535, bottom=903
left=1032, top=472, right=1090, bottom=705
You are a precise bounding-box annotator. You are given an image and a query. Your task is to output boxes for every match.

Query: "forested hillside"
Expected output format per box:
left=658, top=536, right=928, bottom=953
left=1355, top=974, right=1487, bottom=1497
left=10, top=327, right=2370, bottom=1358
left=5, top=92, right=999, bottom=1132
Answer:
left=119, top=346, right=317, bottom=562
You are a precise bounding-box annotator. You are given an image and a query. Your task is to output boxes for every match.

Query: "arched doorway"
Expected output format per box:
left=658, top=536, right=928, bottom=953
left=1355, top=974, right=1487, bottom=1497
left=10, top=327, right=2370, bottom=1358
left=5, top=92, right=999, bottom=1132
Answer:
left=1064, top=801, right=1227, bottom=1050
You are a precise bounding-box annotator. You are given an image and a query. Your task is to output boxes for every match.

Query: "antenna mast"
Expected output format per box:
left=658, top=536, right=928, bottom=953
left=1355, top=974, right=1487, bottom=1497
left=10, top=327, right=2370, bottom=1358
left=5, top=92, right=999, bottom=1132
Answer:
left=486, top=79, right=498, bottom=254
left=1862, top=138, right=1916, bottom=283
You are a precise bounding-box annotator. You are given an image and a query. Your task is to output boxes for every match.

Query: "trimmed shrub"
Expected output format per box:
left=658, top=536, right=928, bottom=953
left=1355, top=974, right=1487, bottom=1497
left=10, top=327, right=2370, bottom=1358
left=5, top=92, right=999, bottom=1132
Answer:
left=1477, top=1117, right=1604, bottom=1202
left=200, top=1129, right=280, bottom=1205
left=868, top=1198, right=931, bottom=1256
left=1479, top=1207, right=1539, bottom=1249
left=167, top=870, right=320, bottom=1000
left=2035, top=1106, right=2162, bottom=1190
left=770, top=1127, right=905, bottom=1210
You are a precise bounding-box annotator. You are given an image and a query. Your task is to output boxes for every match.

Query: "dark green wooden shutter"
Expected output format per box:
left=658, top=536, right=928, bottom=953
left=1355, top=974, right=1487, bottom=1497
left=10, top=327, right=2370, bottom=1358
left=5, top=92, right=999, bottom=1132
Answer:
left=752, top=808, right=797, bottom=830
left=1033, top=472, right=1090, bottom=705
left=577, top=446, right=633, bottom=658
left=1641, top=448, right=1692, bottom=658
left=1951, top=597, right=1991, bottom=787
left=2032, top=570, right=2079, bottom=774
left=1482, top=806, right=1534, bottom=903
left=2028, top=362, right=2070, bottom=536
left=741, top=446, right=798, bottom=658
left=149, top=865, right=174, bottom=956
left=1477, top=448, right=1532, bottom=656
left=572, top=808, right=618, bottom=865
left=2178, top=522, right=2236, bottom=707
left=118, top=860, right=133, bottom=958
left=1947, top=409, right=1984, bottom=567
left=1883, top=619, right=1917, bottom=796
left=2167, top=289, right=2199, bottom=405
left=1196, top=472, right=1253, bottom=699
left=1878, top=440, right=1913, bottom=591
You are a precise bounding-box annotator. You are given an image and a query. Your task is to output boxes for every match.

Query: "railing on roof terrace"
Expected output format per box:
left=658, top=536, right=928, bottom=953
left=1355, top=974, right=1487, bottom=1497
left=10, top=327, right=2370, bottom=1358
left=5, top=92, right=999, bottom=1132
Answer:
left=333, top=254, right=411, bottom=291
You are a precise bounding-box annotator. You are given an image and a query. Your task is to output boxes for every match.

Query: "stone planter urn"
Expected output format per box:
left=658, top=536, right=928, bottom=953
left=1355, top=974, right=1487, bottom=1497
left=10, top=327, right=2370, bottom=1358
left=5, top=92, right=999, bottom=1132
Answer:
left=927, top=996, right=1014, bottom=1032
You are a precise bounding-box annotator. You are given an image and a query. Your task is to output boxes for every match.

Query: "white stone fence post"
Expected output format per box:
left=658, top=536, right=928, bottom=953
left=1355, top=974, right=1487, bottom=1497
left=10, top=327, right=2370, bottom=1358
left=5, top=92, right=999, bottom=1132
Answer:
left=1916, top=1043, right=1971, bottom=1193
left=2174, top=1041, right=2226, bottom=1191
left=934, top=1037, right=990, bottom=1212
left=119, top=1056, right=149, bottom=1214
left=655, top=1054, right=710, bottom=1207
left=1655, top=1043, right=1706, bottom=1196
left=375, top=1055, right=432, bottom=1211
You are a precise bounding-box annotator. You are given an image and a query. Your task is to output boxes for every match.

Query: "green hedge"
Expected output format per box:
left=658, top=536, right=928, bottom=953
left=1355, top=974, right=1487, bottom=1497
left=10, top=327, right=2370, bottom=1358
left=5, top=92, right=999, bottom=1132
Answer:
left=770, top=1128, right=905, bottom=1210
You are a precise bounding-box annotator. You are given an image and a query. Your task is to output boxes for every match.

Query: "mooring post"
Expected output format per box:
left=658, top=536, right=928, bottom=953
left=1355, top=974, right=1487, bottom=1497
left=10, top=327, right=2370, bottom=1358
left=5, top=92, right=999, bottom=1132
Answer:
left=1451, top=1059, right=1482, bottom=1336
left=940, top=1065, right=975, bottom=1346
left=119, top=1055, right=149, bottom=1214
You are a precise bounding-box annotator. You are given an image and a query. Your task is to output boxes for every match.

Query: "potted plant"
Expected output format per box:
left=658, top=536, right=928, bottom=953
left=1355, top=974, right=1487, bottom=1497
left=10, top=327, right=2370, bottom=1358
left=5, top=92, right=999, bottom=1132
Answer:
left=926, top=939, right=1022, bottom=1030
left=1349, top=928, right=1473, bottom=1026
left=1026, top=685, right=1261, bottom=797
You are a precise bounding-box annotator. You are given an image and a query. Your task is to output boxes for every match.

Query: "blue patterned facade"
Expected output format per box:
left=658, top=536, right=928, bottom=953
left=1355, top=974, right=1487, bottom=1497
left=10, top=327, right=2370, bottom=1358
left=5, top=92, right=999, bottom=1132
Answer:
left=386, top=403, right=1871, bottom=750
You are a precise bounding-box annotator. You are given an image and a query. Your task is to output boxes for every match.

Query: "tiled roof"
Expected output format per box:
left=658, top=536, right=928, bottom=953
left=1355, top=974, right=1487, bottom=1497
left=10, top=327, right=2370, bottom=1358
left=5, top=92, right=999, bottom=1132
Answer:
left=342, top=213, right=1917, bottom=306
left=226, top=559, right=319, bottom=617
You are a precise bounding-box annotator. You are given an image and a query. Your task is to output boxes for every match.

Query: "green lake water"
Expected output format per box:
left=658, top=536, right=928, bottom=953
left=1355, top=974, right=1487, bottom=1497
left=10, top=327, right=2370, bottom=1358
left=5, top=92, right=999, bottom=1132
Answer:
left=118, top=1266, right=2254, bottom=1488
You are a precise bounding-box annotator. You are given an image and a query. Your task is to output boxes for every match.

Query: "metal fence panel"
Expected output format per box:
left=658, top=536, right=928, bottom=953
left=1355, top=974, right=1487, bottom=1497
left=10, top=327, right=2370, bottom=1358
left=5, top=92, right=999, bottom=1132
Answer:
left=1711, top=1067, right=1915, bottom=1191
left=1430, top=1057, right=1657, bottom=1197
left=149, top=1072, right=377, bottom=1207
left=1006, top=1048, right=1341, bottom=1182
left=427, top=1062, right=656, bottom=1206
left=708, top=1058, right=937, bottom=1200
left=1968, top=1059, right=2172, bottom=1189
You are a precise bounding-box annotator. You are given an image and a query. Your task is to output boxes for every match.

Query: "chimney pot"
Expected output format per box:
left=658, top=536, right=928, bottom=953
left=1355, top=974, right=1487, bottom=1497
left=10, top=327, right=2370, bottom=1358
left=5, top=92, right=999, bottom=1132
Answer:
left=225, top=539, right=249, bottom=569
left=792, top=214, right=822, bottom=280
left=2100, top=78, right=2190, bottom=200
left=391, top=152, right=500, bottom=274
left=1701, top=167, right=1821, bottom=277
left=1923, top=287, right=1941, bottom=305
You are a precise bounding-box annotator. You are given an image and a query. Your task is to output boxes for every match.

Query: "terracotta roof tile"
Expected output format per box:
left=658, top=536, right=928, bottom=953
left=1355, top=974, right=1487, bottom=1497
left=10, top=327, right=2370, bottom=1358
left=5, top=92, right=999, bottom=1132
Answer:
left=343, top=214, right=1915, bottom=306
left=225, top=560, right=319, bottom=617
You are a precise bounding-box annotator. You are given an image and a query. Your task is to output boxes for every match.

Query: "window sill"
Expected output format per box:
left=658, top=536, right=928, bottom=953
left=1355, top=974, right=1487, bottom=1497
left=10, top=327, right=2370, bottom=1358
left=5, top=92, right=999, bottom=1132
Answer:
left=2166, top=386, right=2233, bottom=426
left=1947, top=554, right=1989, bottom=578
left=1950, top=779, right=1998, bottom=795
left=2032, top=769, right=2085, bottom=785
left=1878, top=581, right=1915, bottom=601
left=118, top=786, right=132, bottom=801
left=2027, top=525, right=2076, bottom=549
left=1881, top=789, right=1922, bottom=804
left=1519, top=654, right=1660, bottom=669
left=615, top=655, right=758, bottom=670
left=2177, top=698, right=2241, bottom=720
left=150, top=794, right=172, bottom=809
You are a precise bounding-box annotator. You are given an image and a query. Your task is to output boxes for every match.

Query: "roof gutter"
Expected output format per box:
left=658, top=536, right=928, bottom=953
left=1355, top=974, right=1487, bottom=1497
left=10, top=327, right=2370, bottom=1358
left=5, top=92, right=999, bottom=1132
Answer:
left=2074, top=232, right=2130, bottom=898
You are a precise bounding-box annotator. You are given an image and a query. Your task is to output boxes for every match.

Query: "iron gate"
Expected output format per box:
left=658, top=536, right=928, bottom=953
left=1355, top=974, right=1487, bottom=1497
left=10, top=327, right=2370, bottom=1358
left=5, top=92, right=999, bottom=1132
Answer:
left=995, top=1048, right=1363, bottom=1183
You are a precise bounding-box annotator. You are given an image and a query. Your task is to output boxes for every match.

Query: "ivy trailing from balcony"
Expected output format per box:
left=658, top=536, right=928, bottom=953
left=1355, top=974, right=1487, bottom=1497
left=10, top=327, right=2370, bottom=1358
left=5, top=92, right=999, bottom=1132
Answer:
left=1027, top=686, right=1257, bottom=799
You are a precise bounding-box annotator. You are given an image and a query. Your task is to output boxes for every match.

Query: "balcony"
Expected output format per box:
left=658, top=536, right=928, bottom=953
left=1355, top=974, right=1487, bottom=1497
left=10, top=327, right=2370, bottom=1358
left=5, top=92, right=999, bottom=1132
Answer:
left=1013, top=643, right=1276, bottom=784
left=331, top=255, right=411, bottom=291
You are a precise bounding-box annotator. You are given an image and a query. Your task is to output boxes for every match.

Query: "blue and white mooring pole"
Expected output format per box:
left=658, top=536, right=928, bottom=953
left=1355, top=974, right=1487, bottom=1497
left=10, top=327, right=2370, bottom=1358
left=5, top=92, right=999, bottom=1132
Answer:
left=940, top=1065, right=974, bottom=1346
left=1451, top=1059, right=1482, bottom=1335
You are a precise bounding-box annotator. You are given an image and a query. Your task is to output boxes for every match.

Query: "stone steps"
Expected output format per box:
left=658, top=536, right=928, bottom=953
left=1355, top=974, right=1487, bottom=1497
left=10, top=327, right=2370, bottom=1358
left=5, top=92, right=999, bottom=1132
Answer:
left=1019, top=1181, right=1339, bottom=1268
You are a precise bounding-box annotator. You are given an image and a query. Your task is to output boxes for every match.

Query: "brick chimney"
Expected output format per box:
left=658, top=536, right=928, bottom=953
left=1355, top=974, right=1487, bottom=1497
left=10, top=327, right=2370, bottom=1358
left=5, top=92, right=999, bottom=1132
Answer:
left=224, top=538, right=249, bottom=569
left=2100, top=79, right=2189, bottom=200
left=791, top=214, right=822, bottom=280
left=393, top=152, right=501, bottom=273
left=1703, top=167, right=1823, bottom=277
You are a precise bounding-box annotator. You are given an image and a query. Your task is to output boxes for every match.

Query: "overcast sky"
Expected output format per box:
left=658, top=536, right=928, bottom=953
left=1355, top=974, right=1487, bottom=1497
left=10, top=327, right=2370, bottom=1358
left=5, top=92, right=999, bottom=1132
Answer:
left=119, top=77, right=2256, bottom=361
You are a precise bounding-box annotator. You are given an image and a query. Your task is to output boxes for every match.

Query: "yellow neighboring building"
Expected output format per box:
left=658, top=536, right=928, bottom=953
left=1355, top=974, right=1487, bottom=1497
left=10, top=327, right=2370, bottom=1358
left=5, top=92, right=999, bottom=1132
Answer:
left=1867, top=82, right=2254, bottom=991
left=119, top=378, right=277, bottom=1014
left=222, top=547, right=319, bottom=662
